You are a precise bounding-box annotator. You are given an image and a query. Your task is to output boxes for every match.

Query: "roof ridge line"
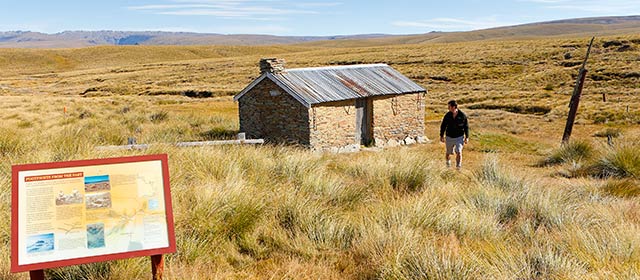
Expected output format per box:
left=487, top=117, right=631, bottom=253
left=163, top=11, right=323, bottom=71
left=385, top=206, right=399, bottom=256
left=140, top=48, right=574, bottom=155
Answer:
left=284, top=63, right=389, bottom=72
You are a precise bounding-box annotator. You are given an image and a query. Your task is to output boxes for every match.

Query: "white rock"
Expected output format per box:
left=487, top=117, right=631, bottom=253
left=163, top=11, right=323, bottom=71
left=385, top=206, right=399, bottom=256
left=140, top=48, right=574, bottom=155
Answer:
left=417, top=136, right=430, bottom=144
left=374, top=138, right=386, bottom=148
left=404, top=137, right=416, bottom=145
left=339, top=144, right=360, bottom=153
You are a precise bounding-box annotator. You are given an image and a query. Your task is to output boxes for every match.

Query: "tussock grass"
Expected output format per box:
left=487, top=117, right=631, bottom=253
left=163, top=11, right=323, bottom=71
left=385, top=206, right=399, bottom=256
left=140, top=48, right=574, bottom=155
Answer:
left=47, top=262, right=112, bottom=280
left=601, top=179, right=640, bottom=198
left=390, top=249, right=478, bottom=279
left=594, top=127, right=622, bottom=138
left=48, top=126, right=96, bottom=161
left=581, top=143, right=640, bottom=178
left=0, top=127, right=29, bottom=157
left=3, top=132, right=639, bottom=278
left=474, top=155, right=519, bottom=191
left=540, top=140, right=595, bottom=166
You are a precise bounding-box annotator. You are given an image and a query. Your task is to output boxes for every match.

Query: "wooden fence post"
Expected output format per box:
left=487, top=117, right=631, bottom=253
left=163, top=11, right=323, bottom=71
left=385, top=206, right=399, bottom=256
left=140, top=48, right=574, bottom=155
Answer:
left=562, top=37, right=595, bottom=144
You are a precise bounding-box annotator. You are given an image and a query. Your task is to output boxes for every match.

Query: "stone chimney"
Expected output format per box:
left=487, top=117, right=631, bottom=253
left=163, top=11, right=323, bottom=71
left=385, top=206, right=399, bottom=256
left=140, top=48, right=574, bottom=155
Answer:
left=260, top=58, right=286, bottom=74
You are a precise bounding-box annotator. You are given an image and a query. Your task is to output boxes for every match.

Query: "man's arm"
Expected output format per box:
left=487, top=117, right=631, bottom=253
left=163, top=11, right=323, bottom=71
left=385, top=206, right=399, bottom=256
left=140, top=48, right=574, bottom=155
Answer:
left=439, top=114, right=448, bottom=142
left=463, top=115, right=470, bottom=142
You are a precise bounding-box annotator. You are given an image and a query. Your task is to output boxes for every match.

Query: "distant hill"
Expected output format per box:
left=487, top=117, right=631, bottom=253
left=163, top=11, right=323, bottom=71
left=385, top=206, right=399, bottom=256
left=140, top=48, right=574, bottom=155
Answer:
left=301, top=15, right=640, bottom=47
left=0, top=30, right=391, bottom=48
left=1, top=15, right=639, bottom=48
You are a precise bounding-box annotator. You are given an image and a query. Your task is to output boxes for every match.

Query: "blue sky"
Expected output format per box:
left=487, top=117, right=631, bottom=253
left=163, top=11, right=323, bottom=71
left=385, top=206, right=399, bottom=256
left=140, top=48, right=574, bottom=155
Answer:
left=1, top=0, right=638, bottom=36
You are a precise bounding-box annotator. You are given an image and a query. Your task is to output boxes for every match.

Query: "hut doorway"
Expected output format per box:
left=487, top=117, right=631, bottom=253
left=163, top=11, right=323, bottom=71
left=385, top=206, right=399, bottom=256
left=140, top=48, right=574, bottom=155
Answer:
left=355, top=98, right=373, bottom=146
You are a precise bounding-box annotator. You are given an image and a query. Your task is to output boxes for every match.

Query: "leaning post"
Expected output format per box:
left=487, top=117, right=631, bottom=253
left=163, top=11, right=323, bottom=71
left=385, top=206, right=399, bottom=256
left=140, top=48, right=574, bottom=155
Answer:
left=562, top=37, right=595, bottom=144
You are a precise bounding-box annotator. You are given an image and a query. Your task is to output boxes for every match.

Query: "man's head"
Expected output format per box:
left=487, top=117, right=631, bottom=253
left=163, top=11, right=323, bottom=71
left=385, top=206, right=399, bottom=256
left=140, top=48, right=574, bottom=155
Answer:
left=447, top=100, right=458, bottom=113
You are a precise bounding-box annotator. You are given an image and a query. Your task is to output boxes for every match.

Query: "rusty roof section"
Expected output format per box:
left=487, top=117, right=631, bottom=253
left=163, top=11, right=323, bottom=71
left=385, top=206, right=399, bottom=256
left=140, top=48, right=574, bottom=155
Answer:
left=235, top=63, right=426, bottom=108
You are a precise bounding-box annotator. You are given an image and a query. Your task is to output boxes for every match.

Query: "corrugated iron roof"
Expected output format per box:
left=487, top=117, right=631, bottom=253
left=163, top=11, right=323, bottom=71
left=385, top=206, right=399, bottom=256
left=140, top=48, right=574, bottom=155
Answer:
left=235, top=64, right=426, bottom=108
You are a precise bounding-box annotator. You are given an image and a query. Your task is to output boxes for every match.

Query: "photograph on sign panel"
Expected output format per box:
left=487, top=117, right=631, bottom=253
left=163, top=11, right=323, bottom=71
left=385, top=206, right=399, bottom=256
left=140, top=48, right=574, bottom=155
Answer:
left=26, top=233, right=55, bottom=254
left=87, top=223, right=105, bottom=249
left=85, top=192, right=112, bottom=209
left=55, top=188, right=83, bottom=206
left=84, top=175, right=111, bottom=192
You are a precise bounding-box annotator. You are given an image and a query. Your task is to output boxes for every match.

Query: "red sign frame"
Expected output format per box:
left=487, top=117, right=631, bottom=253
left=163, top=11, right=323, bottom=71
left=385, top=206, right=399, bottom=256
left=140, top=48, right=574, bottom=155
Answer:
left=11, top=154, right=176, bottom=273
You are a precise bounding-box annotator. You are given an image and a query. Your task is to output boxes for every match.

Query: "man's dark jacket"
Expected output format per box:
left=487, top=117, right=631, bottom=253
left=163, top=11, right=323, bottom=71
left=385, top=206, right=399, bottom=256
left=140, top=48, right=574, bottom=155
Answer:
left=440, top=110, right=469, bottom=138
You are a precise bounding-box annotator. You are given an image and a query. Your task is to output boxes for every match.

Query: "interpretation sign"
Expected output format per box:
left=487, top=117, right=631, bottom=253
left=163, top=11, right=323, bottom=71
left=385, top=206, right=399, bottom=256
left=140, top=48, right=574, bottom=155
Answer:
left=11, top=154, right=176, bottom=273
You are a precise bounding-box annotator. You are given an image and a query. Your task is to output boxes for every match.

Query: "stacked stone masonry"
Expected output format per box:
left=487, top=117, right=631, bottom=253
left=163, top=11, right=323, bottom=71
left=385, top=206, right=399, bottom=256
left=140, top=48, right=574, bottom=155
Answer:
left=309, top=100, right=357, bottom=150
left=372, top=93, right=425, bottom=146
left=238, top=79, right=310, bottom=146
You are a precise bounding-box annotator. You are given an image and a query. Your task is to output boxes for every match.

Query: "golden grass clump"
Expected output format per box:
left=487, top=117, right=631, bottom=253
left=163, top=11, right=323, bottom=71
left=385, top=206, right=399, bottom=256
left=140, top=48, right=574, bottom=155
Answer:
left=540, top=140, right=596, bottom=166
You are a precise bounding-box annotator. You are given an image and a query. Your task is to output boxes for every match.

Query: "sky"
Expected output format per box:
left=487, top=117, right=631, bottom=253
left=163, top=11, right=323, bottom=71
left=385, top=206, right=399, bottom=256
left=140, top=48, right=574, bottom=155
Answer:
left=1, top=0, right=639, bottom=36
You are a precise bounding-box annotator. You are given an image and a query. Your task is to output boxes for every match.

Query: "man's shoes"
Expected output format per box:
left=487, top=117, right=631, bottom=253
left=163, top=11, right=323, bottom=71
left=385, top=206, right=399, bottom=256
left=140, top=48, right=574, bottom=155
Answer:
left=446, top=160, right=451, bottom=167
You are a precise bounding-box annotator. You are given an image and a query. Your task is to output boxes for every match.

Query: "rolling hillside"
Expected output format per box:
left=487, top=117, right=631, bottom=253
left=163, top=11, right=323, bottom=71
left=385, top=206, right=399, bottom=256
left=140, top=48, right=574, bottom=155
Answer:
left=0, top=30, right=392, bottom=48
left=1, top=16, right=639, bottom=48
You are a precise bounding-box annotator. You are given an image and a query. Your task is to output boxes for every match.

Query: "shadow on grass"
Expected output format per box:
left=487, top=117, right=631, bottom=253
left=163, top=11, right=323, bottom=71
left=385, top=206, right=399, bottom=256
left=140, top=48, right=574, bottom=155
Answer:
left=200, top=127, right=239, bottom=140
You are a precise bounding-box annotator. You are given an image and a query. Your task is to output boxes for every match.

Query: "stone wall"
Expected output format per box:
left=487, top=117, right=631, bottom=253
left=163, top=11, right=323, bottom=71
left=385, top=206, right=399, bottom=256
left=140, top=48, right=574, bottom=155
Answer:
left=309, top=100, right=358, bottom=151
left=372, top=93, right=425, bottom=146
left=238, top=78, right=310, bottom=146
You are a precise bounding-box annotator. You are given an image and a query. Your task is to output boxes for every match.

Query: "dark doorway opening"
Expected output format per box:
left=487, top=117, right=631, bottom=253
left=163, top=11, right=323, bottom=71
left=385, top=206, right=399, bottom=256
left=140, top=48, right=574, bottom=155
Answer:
left=355, top=98, right=373, bottom=146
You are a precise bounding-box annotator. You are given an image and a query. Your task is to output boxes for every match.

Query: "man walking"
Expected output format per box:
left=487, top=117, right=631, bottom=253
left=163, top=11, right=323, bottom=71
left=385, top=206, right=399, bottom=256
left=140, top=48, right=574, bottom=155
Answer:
left=440, top=100, right=469, bottom=169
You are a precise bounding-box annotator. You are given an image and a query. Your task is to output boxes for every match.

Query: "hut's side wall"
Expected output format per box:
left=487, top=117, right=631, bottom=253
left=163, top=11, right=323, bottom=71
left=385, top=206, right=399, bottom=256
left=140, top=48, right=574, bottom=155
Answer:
left=238, top=79, right=310, bottom=146
left=372, top=93, right=425, bottom=145
left=309, top=100, right=357, bottom=150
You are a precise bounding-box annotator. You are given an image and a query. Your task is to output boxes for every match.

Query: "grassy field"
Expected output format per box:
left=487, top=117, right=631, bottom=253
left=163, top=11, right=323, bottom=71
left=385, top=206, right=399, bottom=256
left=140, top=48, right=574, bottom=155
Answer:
left=0, top=33, right=639, bottom=279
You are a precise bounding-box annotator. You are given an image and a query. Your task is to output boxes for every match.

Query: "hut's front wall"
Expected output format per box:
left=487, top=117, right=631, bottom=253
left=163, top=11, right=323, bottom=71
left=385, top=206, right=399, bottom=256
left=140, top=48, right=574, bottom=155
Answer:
left=238, top=79, right=310, bottom=146
left=372, top=93, right=425, bottom=145
left=309, top=100, right=357, bottom=150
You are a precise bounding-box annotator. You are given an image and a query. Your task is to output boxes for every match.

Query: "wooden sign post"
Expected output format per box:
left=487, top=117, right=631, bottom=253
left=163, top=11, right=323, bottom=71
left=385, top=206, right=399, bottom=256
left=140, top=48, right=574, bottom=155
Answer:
left=151, top=254, right=164, bottom=280
left=29, top=270, right=45, bottom=280
left=12, top=155, right=176, bottom=279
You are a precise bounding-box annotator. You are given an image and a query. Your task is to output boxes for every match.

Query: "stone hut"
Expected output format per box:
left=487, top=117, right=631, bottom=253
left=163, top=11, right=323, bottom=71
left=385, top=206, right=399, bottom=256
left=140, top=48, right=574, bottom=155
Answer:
left=234, top=58, right=427, bottom=151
